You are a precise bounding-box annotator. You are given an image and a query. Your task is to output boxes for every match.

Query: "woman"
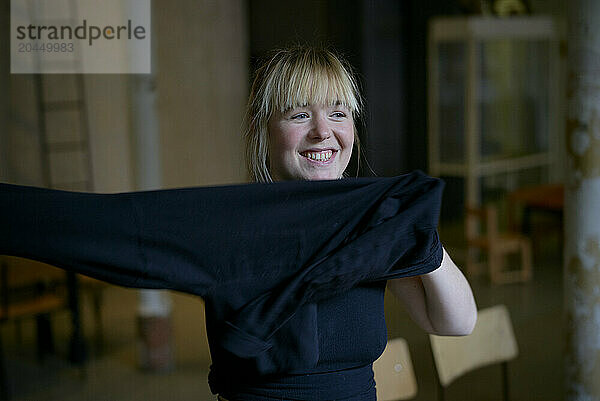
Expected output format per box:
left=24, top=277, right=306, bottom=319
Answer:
left=213, top=45, right=477, bottom=400
left=0, top=46, right=476, bottom=401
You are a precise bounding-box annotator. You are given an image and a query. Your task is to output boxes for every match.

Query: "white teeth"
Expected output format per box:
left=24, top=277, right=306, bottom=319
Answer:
left=302, top=150, right=333, bottom=161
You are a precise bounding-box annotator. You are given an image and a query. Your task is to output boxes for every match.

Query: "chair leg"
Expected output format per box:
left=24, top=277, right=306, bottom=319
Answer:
left=466, top=245, right=486, bottom=278
left=0, top=331, right=10, bottom=401
left=437, top=376, right=445, bottom=401
left=35, top=313, right=54, bottom=361
left=466, top=245, right=476, bottom=276
left=489, top=249, right=502, bottom=284
left=431, top=342, right=446, bottom=401
left=67, top=273, right=87, bottom=365
left=502, top=361, right=510, bottom=401
left=520, top=239, right=533, bottom=282
left=91, top=289, right=104, bottom=354
left=13, top=321, right=22, bottom=349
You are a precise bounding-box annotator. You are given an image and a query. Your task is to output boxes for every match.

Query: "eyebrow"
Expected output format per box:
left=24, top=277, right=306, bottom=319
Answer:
left=281, top=103, right=308, bottom=113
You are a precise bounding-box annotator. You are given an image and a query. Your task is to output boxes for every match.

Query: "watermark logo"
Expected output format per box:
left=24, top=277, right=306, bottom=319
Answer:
left=11, top=0, right=151, bottom=74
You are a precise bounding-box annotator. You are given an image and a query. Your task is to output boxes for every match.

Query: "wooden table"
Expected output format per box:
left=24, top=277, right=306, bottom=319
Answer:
left=508, top=183, right=564, bottom=235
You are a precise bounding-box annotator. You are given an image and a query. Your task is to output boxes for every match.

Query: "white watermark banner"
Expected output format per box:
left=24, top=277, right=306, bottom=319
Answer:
left=11, top=0, right=151, bottom=73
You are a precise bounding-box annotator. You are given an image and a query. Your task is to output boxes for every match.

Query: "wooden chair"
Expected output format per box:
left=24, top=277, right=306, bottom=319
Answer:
left=0, top=256, right=70, bottom=400
left=373, top=337, right=417, bottom=401
left=79, top=275, right=109, bottom=354
left=465, top=205, right=532, bottom=284
left=429, top=305, right=518, bottom=401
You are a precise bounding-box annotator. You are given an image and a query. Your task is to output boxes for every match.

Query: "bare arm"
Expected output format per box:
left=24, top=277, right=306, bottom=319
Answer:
left=387, top=247, right=477, bottom=336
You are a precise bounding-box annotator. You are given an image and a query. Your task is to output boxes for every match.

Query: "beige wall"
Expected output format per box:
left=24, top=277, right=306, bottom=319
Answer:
left=155, top=0, right=248, bottom=188
left=6, top=75, right=44, bottom=186
left=85, top=75, right=135, bottom=192
left=4, top=0, right=248, bottom=192
left=4, top=74, right=134, bottom=192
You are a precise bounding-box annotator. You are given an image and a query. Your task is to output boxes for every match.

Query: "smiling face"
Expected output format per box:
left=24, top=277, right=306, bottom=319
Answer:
left=243, top=46, right=362, bottom=182
left=268, top=103, right=354, bottom=181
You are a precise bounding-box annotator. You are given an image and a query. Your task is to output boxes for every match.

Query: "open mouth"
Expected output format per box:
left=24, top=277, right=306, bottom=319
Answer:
left=299, top=149, right=335, bottom=162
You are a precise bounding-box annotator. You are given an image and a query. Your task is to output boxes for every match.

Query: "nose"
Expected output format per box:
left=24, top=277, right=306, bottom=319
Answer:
left=309, top=115, right=331, bottom=141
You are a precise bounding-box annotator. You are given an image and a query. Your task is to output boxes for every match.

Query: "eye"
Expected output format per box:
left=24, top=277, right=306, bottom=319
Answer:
left=291, top=112, right=309, bottom=120
left=331, top=111, right=347, bottom=119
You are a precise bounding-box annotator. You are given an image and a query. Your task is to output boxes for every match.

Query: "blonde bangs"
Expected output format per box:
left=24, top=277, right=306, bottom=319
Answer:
left=263, top=49, right=361, bottom=117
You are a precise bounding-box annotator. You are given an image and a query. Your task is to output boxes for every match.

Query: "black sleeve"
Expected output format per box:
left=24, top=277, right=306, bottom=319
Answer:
left=1, top=171, right=444, bottom=373
left=0, top=183, right=208, bottom=293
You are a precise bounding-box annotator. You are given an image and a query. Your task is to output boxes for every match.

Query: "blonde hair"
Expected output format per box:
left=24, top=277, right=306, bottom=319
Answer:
left=243, top=45, right=363, bottom=182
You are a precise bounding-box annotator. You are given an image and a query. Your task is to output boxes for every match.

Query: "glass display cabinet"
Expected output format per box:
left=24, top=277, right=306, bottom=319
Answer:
left=427, top=16, right=562, bottom=208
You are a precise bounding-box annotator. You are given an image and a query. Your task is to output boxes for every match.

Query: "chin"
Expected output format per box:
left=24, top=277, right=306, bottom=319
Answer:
left=304, top=172, right=341, bottom=181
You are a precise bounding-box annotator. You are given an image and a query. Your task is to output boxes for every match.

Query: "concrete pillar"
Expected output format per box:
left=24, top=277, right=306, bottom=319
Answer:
left=130, top=0, right=174, bottom=373
left=565, top=1, right=600, bottom=399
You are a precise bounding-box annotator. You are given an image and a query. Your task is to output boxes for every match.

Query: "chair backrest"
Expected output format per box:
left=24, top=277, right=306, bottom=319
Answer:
left=373, top=337, right=417, bottom=401
left=0, top=256, right=67, bottom=321
left=429, top=304, right=518, bottom=387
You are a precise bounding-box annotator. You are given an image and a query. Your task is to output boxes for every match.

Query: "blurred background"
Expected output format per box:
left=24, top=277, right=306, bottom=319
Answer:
left=0, top=0, right=572, bottom=400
